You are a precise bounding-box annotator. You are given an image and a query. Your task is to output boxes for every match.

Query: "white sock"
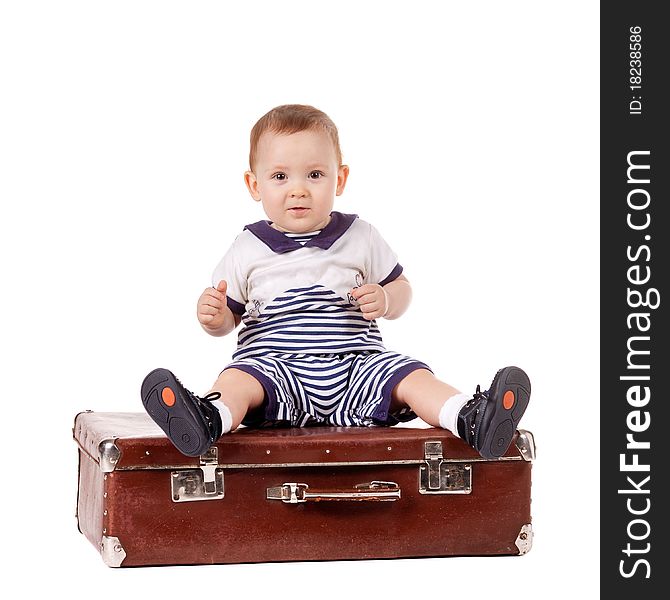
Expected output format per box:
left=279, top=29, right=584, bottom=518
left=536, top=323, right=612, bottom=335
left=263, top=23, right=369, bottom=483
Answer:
left=211, top=400, right=233, bottom=434
left=438, top=393, right=471, bottom=438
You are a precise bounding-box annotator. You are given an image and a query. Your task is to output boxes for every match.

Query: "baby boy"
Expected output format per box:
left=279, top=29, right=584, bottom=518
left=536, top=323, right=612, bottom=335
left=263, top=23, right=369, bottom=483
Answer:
left=141, top=104, right=531, bottom=460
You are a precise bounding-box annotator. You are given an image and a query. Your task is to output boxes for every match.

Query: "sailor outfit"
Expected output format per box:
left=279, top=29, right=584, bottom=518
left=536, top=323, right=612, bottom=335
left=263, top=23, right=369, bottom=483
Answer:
left=212, top=211, right=431, bottom=427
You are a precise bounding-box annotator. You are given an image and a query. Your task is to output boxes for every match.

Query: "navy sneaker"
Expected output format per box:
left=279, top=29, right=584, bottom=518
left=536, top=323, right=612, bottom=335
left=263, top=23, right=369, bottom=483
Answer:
left=457, top=366, right=531, bottom=459
left=141, top=368, right=223, bottom=457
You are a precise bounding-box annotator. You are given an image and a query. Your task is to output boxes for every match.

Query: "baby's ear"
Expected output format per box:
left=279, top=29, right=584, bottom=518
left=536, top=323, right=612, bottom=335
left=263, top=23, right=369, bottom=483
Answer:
left=244, top=170, right=261, bottom=201
left=336, top=164, right=350, bottom=196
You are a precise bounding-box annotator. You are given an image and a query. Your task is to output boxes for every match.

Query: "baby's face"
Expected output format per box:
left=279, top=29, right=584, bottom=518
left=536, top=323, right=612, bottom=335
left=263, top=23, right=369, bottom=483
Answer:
left=244, top=129, right=349, bottom=233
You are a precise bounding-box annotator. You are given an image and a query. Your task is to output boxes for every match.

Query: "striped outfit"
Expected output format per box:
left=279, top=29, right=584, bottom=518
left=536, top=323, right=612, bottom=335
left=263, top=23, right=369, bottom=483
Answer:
left=212, top=212, right=431, bottom=427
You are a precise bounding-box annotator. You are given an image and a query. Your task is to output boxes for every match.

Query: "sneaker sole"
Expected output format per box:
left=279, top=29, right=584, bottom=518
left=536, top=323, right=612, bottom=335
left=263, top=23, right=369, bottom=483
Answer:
left=478, top=366, right=531, bottom=459
left=141, top=368, right=212, bottom=457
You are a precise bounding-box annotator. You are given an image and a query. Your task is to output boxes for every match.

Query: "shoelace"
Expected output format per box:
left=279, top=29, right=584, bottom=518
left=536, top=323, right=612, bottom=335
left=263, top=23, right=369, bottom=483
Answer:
left=182, top=388, right=222, bottom=435
left=174, top=373, right=221, bottom=405
left=464, top=385, right=486, bottom=410
left=462, top=385, right=490, bottom=442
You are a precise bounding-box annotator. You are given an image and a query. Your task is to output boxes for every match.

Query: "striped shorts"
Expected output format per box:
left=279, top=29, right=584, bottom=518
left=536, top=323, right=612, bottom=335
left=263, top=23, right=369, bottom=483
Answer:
left=223, top=351, right=432, bottom=427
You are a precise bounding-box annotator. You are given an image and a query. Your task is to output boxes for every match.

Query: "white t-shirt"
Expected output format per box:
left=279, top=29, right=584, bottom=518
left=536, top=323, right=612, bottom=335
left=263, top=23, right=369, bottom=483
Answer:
left=211, top=212, right=403, bottom=360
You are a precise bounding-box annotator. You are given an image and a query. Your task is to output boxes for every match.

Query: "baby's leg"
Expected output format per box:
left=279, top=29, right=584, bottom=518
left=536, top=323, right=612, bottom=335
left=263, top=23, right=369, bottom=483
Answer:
left=391, top=367, right=531, bottom=459
left=391, top=369, right=463, bottom=427
left=206, top=367, right=265, bottom=430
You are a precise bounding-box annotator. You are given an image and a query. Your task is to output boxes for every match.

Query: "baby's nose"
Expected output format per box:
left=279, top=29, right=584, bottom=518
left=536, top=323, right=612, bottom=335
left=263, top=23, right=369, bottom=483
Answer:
left=289, top=187, right=307, bottom=198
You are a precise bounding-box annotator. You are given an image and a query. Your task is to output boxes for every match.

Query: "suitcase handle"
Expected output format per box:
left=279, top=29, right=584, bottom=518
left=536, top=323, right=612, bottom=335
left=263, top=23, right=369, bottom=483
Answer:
left=267, top=481, right=401, bottom=504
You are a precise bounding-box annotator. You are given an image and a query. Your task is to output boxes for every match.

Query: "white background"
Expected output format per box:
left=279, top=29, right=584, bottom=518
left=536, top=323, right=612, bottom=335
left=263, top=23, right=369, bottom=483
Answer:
left=1, top=1, right=599, bottom=596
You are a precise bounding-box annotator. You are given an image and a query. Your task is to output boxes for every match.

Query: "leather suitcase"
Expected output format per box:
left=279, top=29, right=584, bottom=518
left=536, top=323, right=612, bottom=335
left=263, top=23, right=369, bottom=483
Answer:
left=73, top=411, right=536, bottom=567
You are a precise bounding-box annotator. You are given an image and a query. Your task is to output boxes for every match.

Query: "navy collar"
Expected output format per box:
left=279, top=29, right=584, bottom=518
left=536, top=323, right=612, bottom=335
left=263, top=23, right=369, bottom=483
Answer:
left=244, top=211, right=358, bottom=254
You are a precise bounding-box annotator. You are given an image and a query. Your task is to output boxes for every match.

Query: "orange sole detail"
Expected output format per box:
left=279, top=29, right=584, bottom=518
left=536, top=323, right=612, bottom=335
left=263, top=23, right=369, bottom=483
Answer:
left=502, top=390, right=515, bottom=410
left=161, top=387, right=176, bottom=407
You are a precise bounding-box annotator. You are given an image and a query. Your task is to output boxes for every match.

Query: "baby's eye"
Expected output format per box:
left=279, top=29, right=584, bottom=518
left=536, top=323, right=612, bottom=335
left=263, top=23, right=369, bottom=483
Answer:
left=272, top=172, right=287, bottom=181
left=308, top=171, right=324, bottom=179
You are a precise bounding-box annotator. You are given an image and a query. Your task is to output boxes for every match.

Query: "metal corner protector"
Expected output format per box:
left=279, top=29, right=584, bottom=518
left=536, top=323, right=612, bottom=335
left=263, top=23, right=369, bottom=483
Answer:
left=515, top=524, right=533, bottom=555
left=100, top=535, right=126, bottom=567
left=515, top=429, right=536, bottom=462
left=98, top=438, right=121, bottom=472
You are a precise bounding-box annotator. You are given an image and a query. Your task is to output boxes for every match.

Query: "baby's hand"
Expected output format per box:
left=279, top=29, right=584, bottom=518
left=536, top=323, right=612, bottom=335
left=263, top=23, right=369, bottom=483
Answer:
left=197, top=280, right=229, bottom=329
left=350, top=284, right=388, bottom=321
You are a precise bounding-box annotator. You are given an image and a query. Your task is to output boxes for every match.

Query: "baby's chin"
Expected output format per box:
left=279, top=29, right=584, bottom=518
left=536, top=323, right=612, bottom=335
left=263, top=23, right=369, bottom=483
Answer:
left=270, top=212, right=332, bottom=233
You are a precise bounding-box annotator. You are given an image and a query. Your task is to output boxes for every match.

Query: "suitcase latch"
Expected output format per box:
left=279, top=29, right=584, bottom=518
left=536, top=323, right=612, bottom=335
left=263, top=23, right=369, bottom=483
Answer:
left=419, top=441, right=472, bottom=494
left=171, top=446, right=224, bottom=502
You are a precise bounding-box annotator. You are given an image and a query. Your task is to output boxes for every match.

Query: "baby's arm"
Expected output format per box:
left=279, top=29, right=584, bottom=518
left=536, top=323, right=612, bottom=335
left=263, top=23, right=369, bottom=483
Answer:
left=350, top=274, right=412, bottom=321
left=197, top=280, right=242, bottom=336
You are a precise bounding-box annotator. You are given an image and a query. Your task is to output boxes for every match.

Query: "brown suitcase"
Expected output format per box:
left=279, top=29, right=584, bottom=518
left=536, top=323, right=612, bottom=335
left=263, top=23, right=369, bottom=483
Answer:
left=73, top=411, right=536, bottom=567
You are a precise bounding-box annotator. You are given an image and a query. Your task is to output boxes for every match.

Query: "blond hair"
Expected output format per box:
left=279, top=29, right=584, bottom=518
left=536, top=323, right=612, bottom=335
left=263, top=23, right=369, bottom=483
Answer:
left=249, top=104, right=342, bottom=171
